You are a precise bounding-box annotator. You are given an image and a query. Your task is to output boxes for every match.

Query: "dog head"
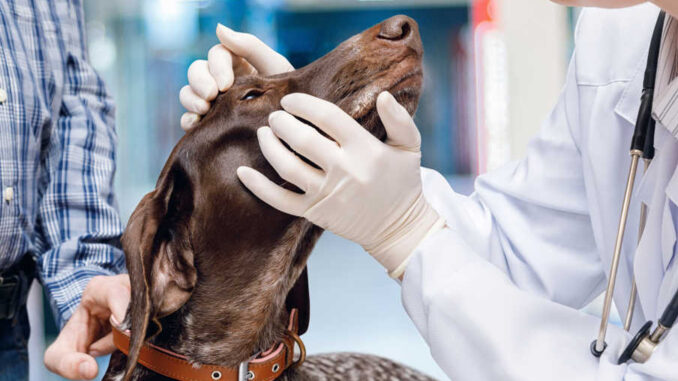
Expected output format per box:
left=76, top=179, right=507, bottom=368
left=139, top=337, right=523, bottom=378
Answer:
left=120, top=15, right=423, bottom=379
left=207, top=14, right=423, bottom=141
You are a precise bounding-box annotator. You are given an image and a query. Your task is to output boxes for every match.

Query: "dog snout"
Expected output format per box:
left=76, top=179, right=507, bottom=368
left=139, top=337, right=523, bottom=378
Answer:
left=377, top=15, right=421, bottom=54
left=377, top=15, right=411, bottom=41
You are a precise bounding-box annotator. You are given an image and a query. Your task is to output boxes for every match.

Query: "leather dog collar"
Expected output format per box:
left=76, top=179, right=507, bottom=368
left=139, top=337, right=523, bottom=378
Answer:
left=113, top=309, right=306, bottom=381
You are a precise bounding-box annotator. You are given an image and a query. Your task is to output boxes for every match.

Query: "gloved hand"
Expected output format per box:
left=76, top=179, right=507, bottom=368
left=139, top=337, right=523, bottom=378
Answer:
left=179, top=24, right=293, bottom=130
left=237, top=92, right=446, bottom=278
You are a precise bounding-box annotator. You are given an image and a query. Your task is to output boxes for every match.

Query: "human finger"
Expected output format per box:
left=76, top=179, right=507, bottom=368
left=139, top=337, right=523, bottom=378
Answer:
left=376, top=91, right=421, bottom=151
left=207, top=44, right=235, bottom=92
left=268, top=111, right=340, bottom=169
left=81, top=275, right=130, bottom=323
left=45, top=351, right=98, bottom=380
left=181, top=113, right=201, bottom=131
left=216, top=24, right=294, bottom=75
left=187, top=60, right=219, bottom=101
left=236, top=166, right=307, bottom=216
left=44, top=311, right=99, bottom=380
left=257, top=127, right=324, bottom=193
left=280, top=93, right=372, bottom=145
left=179, top=85, right=210, bottom=115
left=88, top=332, right=115, bottom=357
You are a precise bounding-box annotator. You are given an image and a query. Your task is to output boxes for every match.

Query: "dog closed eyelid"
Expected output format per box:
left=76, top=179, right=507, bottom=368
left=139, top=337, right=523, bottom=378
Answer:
left=241, top=88, right=266, bottom=101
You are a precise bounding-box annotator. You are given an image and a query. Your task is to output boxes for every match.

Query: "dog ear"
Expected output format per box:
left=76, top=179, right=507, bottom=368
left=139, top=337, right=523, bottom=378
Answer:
left=121, top=166, right=196, bottom=380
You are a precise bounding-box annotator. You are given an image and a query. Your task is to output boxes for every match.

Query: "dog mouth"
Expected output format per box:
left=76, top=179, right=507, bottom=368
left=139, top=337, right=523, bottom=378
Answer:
left=333, top=59, right=422, bottom=140
left=388, top=69, right=423, bottom=107
left=339, top=58, right=423, bottom=124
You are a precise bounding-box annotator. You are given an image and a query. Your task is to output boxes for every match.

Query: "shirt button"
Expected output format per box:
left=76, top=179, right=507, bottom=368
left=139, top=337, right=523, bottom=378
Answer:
left=3, top=187, right=13, bottom=202
left=0, top=88, right=7, bottom=104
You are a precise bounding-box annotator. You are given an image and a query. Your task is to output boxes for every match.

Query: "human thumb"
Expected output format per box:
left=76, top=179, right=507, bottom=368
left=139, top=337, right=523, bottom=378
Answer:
left=216, top=24, right=293, bottom=76
left=376, top=91, right=421, bottom=151
left=78, top=357, right=99, bottom=380
left=45, top=349, right=98, bottom=380
left=109, top=275, right=131, bottom=324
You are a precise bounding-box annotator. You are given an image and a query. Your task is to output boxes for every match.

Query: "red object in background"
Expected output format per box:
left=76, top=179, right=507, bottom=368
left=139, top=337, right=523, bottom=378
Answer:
left=472, top=0, right=497, bottom=26
left=472, top=0, right=498, bottom=175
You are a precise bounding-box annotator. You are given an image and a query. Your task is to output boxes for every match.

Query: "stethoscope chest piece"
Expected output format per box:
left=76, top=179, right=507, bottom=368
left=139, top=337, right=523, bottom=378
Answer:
left=618, top=321, right=654, bottom=364
left=619, top=288, right=678, bottom=364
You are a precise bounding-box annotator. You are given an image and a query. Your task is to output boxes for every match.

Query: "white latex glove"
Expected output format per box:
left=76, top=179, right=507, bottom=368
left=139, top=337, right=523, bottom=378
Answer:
left=179, top=24, right=294, bottom=130
left=237, top=92, right=446, bottom=278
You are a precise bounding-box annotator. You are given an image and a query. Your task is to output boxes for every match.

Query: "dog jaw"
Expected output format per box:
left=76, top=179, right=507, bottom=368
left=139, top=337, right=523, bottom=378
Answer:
left=175, top=222, right=320, bottom=366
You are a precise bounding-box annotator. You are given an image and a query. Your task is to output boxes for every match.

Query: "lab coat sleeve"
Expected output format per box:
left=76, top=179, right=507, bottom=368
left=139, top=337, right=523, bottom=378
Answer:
left=402, top=228, right=678, bottom=380
left=419, top=50, right=605, bottom=310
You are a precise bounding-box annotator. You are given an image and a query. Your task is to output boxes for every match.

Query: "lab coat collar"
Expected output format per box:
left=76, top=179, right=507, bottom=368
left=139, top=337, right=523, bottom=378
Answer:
left=613, top=28, right=678, bottom=146
left=616, top=35, right=678, bottom=273
left=614, top=49, right=649, bottom=127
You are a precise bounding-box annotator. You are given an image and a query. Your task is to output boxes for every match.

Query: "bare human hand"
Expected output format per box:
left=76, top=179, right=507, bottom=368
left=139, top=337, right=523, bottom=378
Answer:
left=44, top=274, right=130, bottom=380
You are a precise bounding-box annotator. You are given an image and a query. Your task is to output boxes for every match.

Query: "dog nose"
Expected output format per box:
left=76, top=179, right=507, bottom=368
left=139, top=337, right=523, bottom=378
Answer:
left=377, top=15, right=421, bottom=53
left=378, top=15, right=412, bottom=41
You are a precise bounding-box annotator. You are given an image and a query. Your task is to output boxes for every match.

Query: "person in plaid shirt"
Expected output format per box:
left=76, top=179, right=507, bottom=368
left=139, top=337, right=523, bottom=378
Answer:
left=0, top=1, right=130, bottom=380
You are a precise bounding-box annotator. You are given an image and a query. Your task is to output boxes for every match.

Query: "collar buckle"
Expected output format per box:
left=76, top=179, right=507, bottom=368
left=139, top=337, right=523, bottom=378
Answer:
left=238, top=352, right=258, bottom=381
left=237, top=361, right=250, bottom=381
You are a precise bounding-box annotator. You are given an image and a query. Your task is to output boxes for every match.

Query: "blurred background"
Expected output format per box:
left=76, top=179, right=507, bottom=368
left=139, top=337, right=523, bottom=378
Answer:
left=25, top=0, right=585, bottom=380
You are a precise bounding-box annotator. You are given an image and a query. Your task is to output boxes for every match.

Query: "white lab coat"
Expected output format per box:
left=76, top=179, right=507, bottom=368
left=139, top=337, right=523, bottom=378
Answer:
left=402, top=4, right=678, bottom=380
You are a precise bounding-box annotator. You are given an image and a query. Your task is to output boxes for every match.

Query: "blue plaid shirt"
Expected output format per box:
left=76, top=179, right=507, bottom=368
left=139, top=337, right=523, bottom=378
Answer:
left=0, top=0, right=125, bottom=327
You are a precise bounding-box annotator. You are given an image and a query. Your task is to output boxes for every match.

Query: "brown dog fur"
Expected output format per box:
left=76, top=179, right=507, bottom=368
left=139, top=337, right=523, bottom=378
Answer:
left=103, top=15, right=433, bottom=381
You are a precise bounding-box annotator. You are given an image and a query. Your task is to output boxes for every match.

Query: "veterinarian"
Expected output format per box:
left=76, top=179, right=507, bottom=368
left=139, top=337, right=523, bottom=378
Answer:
left=0, top=1, right=131, bottom=380
left=182, top=0, right=678, bottom=379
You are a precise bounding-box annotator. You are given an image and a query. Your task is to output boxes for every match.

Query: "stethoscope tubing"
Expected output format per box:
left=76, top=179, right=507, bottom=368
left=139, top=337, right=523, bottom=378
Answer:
left=594, top=152, right=642, bottom=355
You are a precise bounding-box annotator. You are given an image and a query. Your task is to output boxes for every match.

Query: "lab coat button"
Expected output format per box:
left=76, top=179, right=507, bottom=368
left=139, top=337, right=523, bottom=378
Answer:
left=3, top=187, right=13, bottom=202
left=0, top=88, right=7, bottom=104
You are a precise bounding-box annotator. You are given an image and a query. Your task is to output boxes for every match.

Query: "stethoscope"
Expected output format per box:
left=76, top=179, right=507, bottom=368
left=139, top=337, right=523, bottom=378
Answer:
left=590, top=10, right=678, bottom=364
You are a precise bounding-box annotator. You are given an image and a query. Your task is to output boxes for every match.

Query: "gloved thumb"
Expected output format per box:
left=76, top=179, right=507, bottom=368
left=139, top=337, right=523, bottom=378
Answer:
left=216, top=24, right=293, bottom=76
left=376, top=91, right=421, bottom=151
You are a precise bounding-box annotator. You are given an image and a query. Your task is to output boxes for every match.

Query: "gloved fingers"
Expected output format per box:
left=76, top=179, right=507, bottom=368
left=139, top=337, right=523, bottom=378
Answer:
left=217, top=24, right=294, bottom=75
left=207, top=44, right=235, bottom=92
left=268, top=110, right=340, bottom=169
left=237, top=166, right=307, bottom=216
left=280, top=93, right=372, bottom=145
left=180, top=113, right=201, bottom=131
left=376, top=91, right=421, bottom=151
left=258, top=127, right=324, bottom=193
left=179, top=85, right=210, bottom=115
left=187, top=60, right=219, bottom=101
left=207, top=42, right=255, bottom=84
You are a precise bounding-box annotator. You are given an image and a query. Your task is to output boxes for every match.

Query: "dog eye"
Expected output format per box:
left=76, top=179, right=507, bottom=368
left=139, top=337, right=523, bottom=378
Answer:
left=241, top=89, right=264, bottom=101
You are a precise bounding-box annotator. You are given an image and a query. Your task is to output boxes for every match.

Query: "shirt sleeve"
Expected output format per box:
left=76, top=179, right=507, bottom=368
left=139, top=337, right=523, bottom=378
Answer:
left=35, top=49, right=125, bottom=328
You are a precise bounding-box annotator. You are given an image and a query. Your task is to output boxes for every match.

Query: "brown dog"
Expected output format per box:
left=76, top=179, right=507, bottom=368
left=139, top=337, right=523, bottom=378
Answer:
left=103, top=15, right=436, bottom=381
